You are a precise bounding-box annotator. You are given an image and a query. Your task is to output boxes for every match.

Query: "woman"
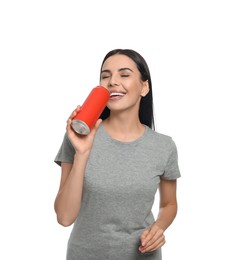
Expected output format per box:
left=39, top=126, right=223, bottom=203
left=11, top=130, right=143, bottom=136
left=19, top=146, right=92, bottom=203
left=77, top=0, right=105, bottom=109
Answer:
left=54, top=49, right=181, bottom=259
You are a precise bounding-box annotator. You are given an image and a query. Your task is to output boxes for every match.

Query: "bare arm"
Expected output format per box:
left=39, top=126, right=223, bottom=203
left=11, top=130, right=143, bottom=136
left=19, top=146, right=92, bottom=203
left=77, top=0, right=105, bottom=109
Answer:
left=155, top=179, right=178, bottom=230
left=54, top=154, right=89, bottom=227
left=54, top=106, right=102, bottom=227
left=139, top=179, right=178, bottom=253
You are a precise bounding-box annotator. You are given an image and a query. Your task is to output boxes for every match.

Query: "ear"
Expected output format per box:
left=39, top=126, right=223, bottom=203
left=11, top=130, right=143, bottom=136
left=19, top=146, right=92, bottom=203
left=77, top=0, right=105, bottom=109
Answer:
left=141, top=80, right=150, bottom=97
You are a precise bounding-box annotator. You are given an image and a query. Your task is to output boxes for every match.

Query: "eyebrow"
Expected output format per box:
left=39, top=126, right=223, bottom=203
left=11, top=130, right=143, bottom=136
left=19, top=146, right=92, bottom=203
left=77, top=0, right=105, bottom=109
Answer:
left=101, top=67, right=134, bottom=73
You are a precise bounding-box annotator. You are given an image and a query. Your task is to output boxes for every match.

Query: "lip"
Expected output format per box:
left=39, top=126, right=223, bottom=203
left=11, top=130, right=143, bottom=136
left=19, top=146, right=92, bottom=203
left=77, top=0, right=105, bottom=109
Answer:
left=109, top=91, right=126, bottom=101
left=109, top=88, right=126, bottom=95
left=110, top=92, right=126, bottom=96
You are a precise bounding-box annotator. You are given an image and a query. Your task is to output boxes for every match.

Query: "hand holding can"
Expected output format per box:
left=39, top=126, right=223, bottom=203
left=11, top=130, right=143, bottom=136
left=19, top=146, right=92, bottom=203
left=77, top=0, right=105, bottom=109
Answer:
left=71, top=86, right=110, bottom=135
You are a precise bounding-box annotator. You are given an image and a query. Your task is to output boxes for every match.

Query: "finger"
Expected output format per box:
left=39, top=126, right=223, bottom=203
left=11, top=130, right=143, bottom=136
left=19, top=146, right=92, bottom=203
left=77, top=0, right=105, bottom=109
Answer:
left=69, top=105, right=81, bottom=120
left=140, top=229, right=150, bottom=246
left=66, top=117, right=78, bottom=137
left=66, top=119, right=77, bottom=139
left=94, top=118, right=103, bottom=130
left=66, top=118, right=72, bottom=131
left=89, top=119, right=102, bottom=136
left=141, top=227, right=156, bottom=247
left=139, top=225, right=165, bottom=253
left=143, top=228, right=163, bottom=248
left=141, top=236, right=166, bottom=253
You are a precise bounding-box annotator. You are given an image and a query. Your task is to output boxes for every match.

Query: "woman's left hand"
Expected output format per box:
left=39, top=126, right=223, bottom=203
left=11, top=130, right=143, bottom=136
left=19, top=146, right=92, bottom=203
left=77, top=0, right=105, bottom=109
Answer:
left=139, top=223, right=165, bottom=254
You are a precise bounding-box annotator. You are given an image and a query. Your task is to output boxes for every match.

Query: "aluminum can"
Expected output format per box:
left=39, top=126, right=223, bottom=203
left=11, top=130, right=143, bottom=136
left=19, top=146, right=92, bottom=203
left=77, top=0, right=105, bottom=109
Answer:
left=71, top=86, right=110, bottom=135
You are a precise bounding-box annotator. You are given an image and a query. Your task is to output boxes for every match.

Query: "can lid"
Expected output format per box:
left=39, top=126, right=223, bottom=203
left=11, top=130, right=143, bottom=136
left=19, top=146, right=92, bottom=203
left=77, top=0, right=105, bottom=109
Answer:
left=71, top=120, right=90, bottom=135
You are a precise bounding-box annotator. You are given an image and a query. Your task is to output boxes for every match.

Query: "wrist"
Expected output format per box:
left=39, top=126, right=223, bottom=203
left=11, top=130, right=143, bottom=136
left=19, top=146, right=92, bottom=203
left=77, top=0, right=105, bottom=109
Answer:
left=74, top=151, right=90, bottom=161
left=154, top=221, right=165, bottom=231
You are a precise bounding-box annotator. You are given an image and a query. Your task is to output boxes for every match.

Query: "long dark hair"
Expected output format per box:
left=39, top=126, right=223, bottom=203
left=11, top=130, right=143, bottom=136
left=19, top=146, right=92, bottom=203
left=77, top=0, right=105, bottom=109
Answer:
left=99, top=49, right=155, bottom=130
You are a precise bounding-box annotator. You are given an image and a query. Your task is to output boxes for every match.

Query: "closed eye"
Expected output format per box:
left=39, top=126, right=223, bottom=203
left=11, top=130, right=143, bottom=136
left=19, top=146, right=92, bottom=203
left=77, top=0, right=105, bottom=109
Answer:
left=101, top=75, right=110, bottom=79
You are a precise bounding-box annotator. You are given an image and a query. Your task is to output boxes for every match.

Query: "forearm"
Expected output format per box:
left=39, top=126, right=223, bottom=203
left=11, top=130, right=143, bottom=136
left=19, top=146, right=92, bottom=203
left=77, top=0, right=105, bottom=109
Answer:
left=154, top=203, right=178, bottom=231
left=54, top=153, right=88, bottom=226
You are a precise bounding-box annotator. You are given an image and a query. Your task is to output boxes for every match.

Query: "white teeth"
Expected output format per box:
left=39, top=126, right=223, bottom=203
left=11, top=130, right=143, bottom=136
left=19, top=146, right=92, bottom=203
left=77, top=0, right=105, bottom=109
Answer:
left=110, top=92, right=125, bottom=97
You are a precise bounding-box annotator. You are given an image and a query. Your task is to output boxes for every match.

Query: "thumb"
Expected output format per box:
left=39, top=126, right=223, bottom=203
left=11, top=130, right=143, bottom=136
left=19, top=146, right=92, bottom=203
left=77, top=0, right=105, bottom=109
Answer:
left=90, top=119, right=102, bottom=136
left=94, top=118, right=103, bottom=129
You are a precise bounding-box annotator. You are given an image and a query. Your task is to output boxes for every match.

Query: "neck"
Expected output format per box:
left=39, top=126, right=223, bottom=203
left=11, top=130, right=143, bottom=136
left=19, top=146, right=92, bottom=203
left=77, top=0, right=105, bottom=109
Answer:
left=103, top=111, right=145, bottom=142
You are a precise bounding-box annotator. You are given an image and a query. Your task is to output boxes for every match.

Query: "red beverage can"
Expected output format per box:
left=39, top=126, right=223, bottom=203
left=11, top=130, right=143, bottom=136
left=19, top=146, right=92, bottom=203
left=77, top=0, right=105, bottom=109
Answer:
left=71, top=86, right=110, bottom=135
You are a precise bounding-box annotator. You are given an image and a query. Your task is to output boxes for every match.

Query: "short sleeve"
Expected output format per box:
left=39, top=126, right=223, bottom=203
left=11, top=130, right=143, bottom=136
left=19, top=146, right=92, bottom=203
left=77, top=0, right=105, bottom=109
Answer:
left=161, top=139, right=181, bottom=180
left=54, top=133, right=75, bottom=166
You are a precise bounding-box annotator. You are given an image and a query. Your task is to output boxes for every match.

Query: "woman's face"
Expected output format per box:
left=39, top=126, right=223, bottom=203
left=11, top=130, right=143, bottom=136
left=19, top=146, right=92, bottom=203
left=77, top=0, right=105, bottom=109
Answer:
left=100, top=54, right=149, bottom=113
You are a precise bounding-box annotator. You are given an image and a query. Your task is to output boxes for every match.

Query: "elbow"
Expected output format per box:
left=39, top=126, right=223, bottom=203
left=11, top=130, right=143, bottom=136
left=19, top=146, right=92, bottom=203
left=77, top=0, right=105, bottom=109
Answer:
left=54, top=202, right=79, bottom=227
left=56, top=214, right=75, bottom=227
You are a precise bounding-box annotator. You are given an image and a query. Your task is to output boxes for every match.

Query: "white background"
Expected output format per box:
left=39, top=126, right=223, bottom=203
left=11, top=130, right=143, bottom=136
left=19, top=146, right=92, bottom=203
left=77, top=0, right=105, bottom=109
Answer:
left=0, top=0, right=236, bottom=259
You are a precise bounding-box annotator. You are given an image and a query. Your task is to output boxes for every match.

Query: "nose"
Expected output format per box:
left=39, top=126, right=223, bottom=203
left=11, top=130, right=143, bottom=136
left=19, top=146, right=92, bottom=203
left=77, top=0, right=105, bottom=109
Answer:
left=108, top=74, right=120, bottom=87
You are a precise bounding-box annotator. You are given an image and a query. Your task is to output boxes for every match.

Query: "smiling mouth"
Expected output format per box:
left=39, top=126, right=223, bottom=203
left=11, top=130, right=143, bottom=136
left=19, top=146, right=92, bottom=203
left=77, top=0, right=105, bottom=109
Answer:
left=110, top=92, right=126, bottom=98
left=109, top=92, right=126, bottom=100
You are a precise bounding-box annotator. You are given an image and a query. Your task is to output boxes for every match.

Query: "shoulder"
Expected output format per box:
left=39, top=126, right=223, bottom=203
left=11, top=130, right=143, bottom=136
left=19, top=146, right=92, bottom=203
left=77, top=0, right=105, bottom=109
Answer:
left=145, top=126, right=175, bottom=147
left=143, top=127, right=179, bottom=160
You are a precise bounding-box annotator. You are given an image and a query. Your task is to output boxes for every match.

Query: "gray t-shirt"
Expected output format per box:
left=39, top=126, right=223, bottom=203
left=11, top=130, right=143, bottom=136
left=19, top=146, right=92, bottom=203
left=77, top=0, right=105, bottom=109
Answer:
left=54, top=124, right=181, bottom=260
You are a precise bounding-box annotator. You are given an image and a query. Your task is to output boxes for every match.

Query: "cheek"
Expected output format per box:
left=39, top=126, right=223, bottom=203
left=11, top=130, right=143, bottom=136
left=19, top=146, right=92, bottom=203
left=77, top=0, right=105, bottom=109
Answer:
left=100, top=79, right=109, bottom=87
left=129, top=83, right=144, bottom=97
